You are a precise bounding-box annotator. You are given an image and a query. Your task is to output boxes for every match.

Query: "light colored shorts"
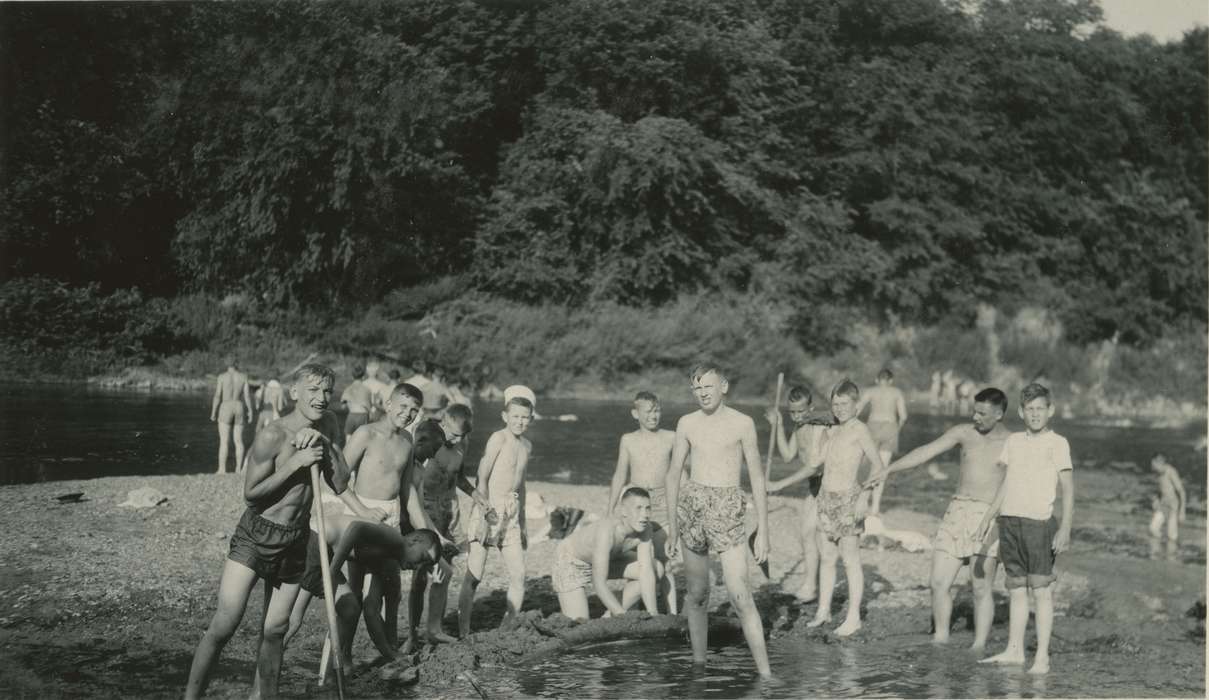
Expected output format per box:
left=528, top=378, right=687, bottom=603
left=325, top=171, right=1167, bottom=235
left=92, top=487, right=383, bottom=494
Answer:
left=469, top=492, right=522, bottom=548
left=868, top=420, right=900, bottom=455
left=677, top=480, right=746, bottom=556
left=933, top=496, right=1000, bottom=560
left=552, top=540, right=593, bottom=594
left=310, top=493, right=401, bottom=531
left=817, top=487, right=864, bottom=542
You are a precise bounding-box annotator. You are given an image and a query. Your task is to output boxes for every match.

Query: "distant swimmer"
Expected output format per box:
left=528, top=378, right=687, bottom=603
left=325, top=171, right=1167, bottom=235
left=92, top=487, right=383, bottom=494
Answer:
left=1149, top=452, right=1186, bottom=556
left=856, top=369, right=907, bottom=519
left=210, top=357, right=254, bottom=474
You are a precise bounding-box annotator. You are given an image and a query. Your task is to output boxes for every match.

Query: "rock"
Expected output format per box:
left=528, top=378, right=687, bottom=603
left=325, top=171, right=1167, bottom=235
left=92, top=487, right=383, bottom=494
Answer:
left=118, top=487, right=169, bottom=509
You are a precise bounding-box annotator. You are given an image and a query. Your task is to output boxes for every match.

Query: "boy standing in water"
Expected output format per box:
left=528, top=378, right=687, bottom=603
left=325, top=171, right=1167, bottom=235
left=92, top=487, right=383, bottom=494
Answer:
left=807, top=380, right=888, bottom=636
left=1148, top=452, right=1186, bottom=552
left=666, top=362, right=771, bottom=678
left=211, top=358, right=254, bottom=474
left=186, top=364, right=352, bottom=700
left=458, top=389, right=535, bottom=636
left=856, top=369, right=907, bottom=518
left=765, top=385, right=828, bottom=602
left=977, top=383, right=1073, bottom=674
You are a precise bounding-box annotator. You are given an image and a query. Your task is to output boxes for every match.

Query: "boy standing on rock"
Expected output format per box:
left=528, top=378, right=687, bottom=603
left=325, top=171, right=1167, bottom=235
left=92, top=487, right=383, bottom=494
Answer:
left=666, top=362, right=772, bottom=678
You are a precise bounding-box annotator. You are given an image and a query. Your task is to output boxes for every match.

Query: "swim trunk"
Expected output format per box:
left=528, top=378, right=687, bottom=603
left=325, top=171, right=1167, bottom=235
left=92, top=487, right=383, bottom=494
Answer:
left=344, top=412, right=369, bottom=436
left=817, top=487, right=864, bottom=542
left=677, top=480, right=746, bottom=556
left=867, top=420, right=900, bottom=455
left=552, top=539, right=594, bottom=594
left=645, top=485, right=669, bottom=527
left=468, top=492, right=522, bottom=548
left=997, top=515, right=1057, bottom=589
left=227, top=509, right=309, bottom=587
left=402, top=496, right=467, bottom=552
left=933, top=496, right=1000, bottom=560
left=300, top=529, right=349, bottom=598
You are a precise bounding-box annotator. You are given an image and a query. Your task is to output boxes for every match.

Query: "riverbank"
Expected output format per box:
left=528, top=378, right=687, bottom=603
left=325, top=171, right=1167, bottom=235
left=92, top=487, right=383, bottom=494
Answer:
left=0, top=465, right=1203, bottom=697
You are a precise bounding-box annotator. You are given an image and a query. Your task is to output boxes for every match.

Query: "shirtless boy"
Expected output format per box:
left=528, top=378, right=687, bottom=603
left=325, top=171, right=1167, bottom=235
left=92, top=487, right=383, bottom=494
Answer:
left=806, top=380, right=888, bottom=636
left=458, top=391, right=534, bottom=636
left=341, top=364, right=374, bottom=440
left=186, top=364, right=352, bottom=700
left=856, top=369, right=907, bottom=517
left=867, top=387, right=1010, bottom=649
left=405, top=404, right=488, bottom=649
left=765, top=385, right=828, bottom=602
left=1149, top=452, right=1186, bottom=554
left=609, top=392, right=676, bottom=525
left=555, top=487, right=664, bottom=619
left=666, top=362, right=771, bottom=677
left=211, top=358, right=254, bottom=474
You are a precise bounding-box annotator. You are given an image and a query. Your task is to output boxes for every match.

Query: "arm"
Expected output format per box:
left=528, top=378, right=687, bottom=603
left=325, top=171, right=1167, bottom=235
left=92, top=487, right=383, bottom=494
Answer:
left=242, top=429, right=322, bottom=505
left=763, top=408, right=797, bottom=462
left=1171, top=470, right=1187, bottom=521
left=608, top=437, right=631, bottom=514
left=895, top=390, right=908, bottom=428
left=1053, top=469, right=1074, bottom=553
left=636, top=539, right=659, bottom=614
left=242, top=381, right=254, bottom=422
left=870, top=427, right=962, bottom=486
left=591, top=527, right=627, bottom=616
left=742, top=419, right=770, bottom=563
left=975, top=464, right=1009, bottom=542
left=855, top=426, right=888, bottom=486
left=210, top=380, right=222, bottom=421
left=516, top=446, right=531, bottom=548
left=665, top=422, right=689, bottom=558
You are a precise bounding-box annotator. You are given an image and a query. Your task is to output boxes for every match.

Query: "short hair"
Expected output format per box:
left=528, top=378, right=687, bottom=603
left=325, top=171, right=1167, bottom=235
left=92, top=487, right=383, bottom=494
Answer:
left=294, top=363, right=335, bottom=387
left=832, top=379, right=860, bottom=401
left=445, top=403, right=473, bottom=432
left=505, top=396, right=533, bottom=413
left=877, top=368, right=893, bottom=381
left=974, top=387, right=1008, bottom=412
left=413, top=359, right=428, bottom=375
left=401, top=529, right=440, bottom=569
left=387, top=368, right=401, bottom=381
left=1152, top=451, right=1168, bottom=463
left=634, top=391, right=660, bottom=407
left=621, top=486, right=651, bottom=503
left=787, top=385, right=812, bottom=405
left=1020, top=382, right=1051, bottom=406
left=393, top=382, right=424, bottom=406
left=689, top=361, right=727, bottom=382
left=352, top=363, right=366, bottom=380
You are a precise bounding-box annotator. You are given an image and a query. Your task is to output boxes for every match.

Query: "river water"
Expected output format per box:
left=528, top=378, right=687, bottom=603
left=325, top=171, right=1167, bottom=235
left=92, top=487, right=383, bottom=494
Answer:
left=0, top=384, right=1204, bottom=489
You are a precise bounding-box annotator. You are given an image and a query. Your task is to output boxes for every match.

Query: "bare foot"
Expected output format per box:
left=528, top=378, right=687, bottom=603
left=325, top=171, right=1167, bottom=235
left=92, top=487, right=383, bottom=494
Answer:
left=834, top=618, right=861, bottom=637
left=969, top=642, right=986, bottom=652
left=794, top=586, right=818, bottom=603
left=1028, top=656, right=1050, bottom=674
left=931, top=633, right=950, bottom=645
left=979, top=650, right=1026, bottom=665
left=399, top=637, right=418, bottom=655
left=426, top=631, right=458, bottom=644
left=806, top=614, right=831, bottom=628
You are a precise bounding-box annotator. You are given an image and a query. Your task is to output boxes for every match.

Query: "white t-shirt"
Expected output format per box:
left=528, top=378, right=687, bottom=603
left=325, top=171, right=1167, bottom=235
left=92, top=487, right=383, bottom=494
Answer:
left=998, top=430, right=1073, bottom=520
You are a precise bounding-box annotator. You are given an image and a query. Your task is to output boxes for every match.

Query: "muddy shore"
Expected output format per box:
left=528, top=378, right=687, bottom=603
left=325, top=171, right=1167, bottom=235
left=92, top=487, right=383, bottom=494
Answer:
left=0, top=467, right=1203, bottom=698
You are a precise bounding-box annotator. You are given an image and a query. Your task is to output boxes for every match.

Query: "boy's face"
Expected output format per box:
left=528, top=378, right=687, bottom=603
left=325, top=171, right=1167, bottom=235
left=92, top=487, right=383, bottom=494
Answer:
left=1151, top=457, right=1165, bottom=472
left=386, top=395, right=421, bottom=430
left=502, top=404, right=533, bottom=436
left=971, top=401, right=1003, bottom=434
left=439, top=416, right=470, bottom=446
left=620, top=496, right=652, bottom=533
left=291, top=375, right=334, bottom=421
left=1018, top=397, right=1054, bottom=432
left=690, top=371, right=727, bottom=412
left=787, top=398, right=811, bottom=426
left=631, top=400, right=661, bottom=431
left=831, top=394, right=856, bottom=423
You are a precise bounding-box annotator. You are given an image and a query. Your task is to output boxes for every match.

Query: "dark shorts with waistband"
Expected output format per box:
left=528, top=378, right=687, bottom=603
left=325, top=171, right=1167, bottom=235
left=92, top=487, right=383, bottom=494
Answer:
left=997, top=515, right=1057, bottom=589
left=227, top=509, right=309, bottom=587
left=300, top=530, right=349, bottom=598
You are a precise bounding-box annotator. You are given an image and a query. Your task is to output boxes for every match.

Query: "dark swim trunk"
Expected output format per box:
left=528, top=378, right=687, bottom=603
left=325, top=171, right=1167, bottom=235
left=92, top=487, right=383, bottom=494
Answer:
left=227, top=509, right=309, bottom=587
left=997, top=515, right=1057, bottom=589
left=344, top=412, right=369, bottom=436
left=807, top=473, right=823, bottom=498
left=300, top=529, right=349, bottom=598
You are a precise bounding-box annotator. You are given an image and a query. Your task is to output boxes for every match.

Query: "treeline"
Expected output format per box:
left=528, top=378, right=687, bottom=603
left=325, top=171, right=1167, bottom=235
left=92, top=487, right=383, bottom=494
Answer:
left=1, top=0, right=1205, bottom=363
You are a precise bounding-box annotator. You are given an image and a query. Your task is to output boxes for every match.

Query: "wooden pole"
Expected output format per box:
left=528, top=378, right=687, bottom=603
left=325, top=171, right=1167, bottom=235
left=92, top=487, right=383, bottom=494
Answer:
left=308, top=465, right=346, bottom=700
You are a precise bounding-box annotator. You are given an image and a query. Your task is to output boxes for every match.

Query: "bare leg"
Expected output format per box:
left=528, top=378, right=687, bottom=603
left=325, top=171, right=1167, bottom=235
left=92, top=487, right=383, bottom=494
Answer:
left=184, top=560, right=259, bottom=700
left=797, top=497, right=819, bottom=602
left=981, top=587, right=1028, bottom=664
left=458, top=543, right=487, bottom=637
left=929, top=550, right=963, bottom=644
left=283, top=590, right=315, bottom=648
left=558, top=588, right=590, bottom=620
left=664, top=568, right=678, bottom=615
left=216, top=420, right=231, bottom=474
left=233, top=419, right=247, bottom=474
left=1029, top=585, right=1053, bottom=674
left=719, top=545, right=772, bottom=677
left=406, top=568, right=428, bottom=652
left=681, top=548, right=711, bottom=665
left=834, top=535, right=863, bottom=636
left=425, top=564, right=457, bottom=642
left=255, top=581, right=303, bottom=700
left=499, top=542, right=526, bottom=626
left=970, top=556, right=998, bottom=650
left=810, top=536, right=837, bottom=626
left=381, top=567, right=401, bottom=648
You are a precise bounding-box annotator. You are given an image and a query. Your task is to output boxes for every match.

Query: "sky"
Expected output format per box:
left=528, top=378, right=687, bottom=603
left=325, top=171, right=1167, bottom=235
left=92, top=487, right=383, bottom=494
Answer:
left=1097, top=0, right=1206, bottom=42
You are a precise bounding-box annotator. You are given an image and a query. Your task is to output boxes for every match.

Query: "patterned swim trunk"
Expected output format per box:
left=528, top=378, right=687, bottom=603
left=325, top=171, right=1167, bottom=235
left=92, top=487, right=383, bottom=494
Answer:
left=552, top=539, right=594, bottom=594
left=933, top=496, right=1000, bottom=560
left=677, top=480, right=746, bottom=556
left=817, top=487, right=864, bottom=542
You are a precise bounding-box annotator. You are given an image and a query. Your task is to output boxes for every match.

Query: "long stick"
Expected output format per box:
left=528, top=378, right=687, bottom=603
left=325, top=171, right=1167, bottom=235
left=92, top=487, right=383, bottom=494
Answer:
left=309, top=465, right=346, bottom=700
left=764, top=372, right=785, bottom=478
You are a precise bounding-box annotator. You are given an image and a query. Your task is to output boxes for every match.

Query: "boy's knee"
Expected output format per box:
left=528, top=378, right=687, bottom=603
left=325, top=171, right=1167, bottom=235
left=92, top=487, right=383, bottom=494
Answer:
left=262, top=616, right=289, bottom=640
left=684, top=586, right=709, bottom=608
left=728, top=587, right=756, bottom=612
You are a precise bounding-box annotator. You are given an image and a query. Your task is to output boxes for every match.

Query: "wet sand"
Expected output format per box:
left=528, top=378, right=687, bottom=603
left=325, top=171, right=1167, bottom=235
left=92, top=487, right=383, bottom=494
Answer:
left=0, top=463, right=1203, bottom=698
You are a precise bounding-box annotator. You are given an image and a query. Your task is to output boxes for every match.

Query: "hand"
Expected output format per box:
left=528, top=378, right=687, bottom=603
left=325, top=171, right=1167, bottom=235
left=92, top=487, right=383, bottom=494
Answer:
left=862, top=476, right=884, bottom=492
left=289, top=444, right=325, bottom=471
left=1052, top=527, right=1070, bottom=554
left=763, top=407, right=781, bottom=425
left=975, top=515, right=993, bottom=543
left=293, top=427, right=324, bottom=449
left=767, top=480, right=784, bottom=494
left=483, top=507, right=499, bottom=525
left=245, top=413, right=253, bottom=425
left=366, top=507, right=388, bottom=523
left=431, top=558, right=451, bottom=585
left=210, top=415, right=217, bottom=423
left=666, top=533, right=680, bottom=560
left=752, top=528, right=769, bottom=564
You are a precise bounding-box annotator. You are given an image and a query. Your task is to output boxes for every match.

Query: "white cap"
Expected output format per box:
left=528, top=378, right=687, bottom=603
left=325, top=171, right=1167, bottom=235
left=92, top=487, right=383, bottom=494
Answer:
left=503, top=384, right=537, bottom=410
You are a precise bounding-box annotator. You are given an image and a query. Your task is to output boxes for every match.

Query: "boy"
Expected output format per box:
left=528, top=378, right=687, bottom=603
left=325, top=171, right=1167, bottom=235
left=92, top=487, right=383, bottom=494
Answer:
left=867, top=387, right=1010, bottom=649
left=765, top=385, right=828, bottom=602
left=609, top=391, right=675, bottom=528
left=404, top=404, right=490, bottom=649
left=855, top=369, right=907, bottom=517
left=458, top=388, right=535, bottom=636
left=1149, top=452, right=1186, bottom=551
left=210, top=357, right=254, bottom=474
left=186, top=364, right=353, bottom=700
left=666, top=362, right=771, bottom=677
left=805, top=380, right=888, bottom=636
left=976, top=383, right=1073, bottom=674
left=340, top=364, right=373, bottom=440
left=555, top=487, right=664, bottom=619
